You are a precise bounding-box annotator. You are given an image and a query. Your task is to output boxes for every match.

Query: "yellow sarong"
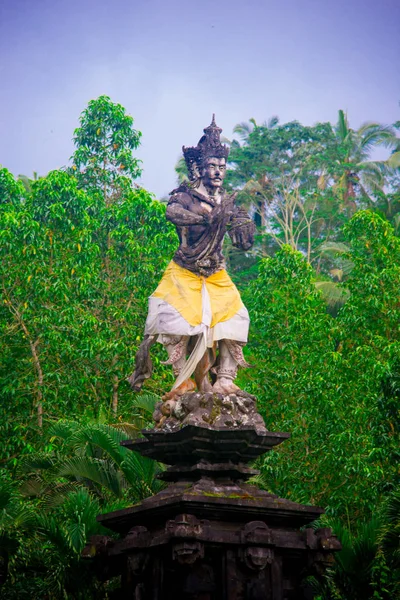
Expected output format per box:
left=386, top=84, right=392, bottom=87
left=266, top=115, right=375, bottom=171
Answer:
left=152, top=261, right=243, bottom=328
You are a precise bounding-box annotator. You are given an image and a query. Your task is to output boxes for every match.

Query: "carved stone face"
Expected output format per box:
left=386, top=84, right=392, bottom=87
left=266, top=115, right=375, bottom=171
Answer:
left=201, top=157, right=226, bottom=190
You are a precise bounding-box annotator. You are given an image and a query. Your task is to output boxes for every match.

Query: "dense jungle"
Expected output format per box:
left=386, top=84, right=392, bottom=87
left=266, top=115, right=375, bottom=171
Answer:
left=0, top=96, right=399, bottom=598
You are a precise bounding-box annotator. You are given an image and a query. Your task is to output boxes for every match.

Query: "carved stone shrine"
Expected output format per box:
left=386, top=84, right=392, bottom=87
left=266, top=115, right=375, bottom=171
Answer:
left=85, top=394, right=340, bottom=599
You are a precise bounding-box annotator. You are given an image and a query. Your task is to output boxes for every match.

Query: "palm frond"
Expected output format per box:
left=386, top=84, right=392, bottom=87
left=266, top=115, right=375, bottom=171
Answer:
left=112, top=422, right=142, bottom=438
left=56, top=456, right=124, bottom=498
left=358, top=123, right=398, bottom=152
left=18, top=452, right=59, bottom=474
left=388, top=151, right=400, bottom=168
left=174, top=156, right=189, bottom=184
left=67, top=423, right=129, bottom=465
left=10, top=505, right=37, bottom=530
left=40, top=482, right=82, bottom=509
left=130, top=392, right=159, bottom=415
left=336, top=110, right=349, bottom=142
left=233, top=121, right=254, bottom=141
left=318, top=241, right=351, bottom=256
left=120, top=451, right=164, bottom=500
left=267, top=115, right=279, bottom=129
left=36, top=514, right=72, bottom=555
left=61, top=489, right=101, bottom=553
left=378, top=489, right=400, bottom=564
left=48, top=419, right=81, bottom=442
left=315, top=281, right=350, bottom=310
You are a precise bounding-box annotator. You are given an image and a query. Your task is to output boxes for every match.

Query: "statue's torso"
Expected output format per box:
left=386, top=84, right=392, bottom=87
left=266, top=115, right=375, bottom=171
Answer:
left=168, top=186, right=234, bottom=277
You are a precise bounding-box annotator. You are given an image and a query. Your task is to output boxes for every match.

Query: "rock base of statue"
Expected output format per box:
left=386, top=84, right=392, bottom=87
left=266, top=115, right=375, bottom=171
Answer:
left=153, top=390, right=267, bottom=431
left=84, top=397, right=340, bottom=599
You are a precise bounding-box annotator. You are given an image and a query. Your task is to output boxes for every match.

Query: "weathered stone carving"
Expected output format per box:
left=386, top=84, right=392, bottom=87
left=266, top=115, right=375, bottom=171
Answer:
left=242, top=546, right=274, bottom=571
left=172, top=541, right=205, bottom=565
left=85, top=425, right=341, bottom=598
left=152, top=391, right=267, bottom=432
left=128, top=116, right=256, bottom=403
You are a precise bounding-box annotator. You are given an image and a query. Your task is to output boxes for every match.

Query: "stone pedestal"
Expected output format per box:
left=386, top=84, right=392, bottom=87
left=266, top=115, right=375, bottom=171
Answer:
left=85, top=418, right=340, bottom=599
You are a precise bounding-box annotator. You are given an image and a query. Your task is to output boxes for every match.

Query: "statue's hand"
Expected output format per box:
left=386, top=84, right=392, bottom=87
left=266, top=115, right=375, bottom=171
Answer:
left=202, top=204, right=225, bottom=226
left=233, top=226, right=254, bottom=250
left=228, top=191, right=238, bottom=204
left=228, top=218, right=255, bottom=250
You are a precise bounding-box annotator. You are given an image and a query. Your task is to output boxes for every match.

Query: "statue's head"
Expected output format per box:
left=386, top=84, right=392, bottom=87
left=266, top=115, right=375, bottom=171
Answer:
left=182, top=115, right=229, bottom=188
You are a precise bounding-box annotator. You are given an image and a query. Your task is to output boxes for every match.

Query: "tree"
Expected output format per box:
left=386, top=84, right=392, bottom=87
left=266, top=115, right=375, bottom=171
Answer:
left=19, top=413, right=164, bottom=505
left=226, top=118, right=335, bottom=226
left=0, top=397, right=161, bottom=598
left=174, top=156, right=189, bottom=185
left=322, top=110, right=399, bottom=205
left=0, top=476, right=35, bottom=589
left=70, top=95, right=142, bottom=203
left=231, top=115, right=279, bottom=144
left=17, top=172, right=39, bottom=195
left=69, top=97, right=177, bottom=414
left=0, top=166, right=176, bottom=433
left=0, top=483, right=113, bottom=599
left=0, top=167, right=25, bottom=207
left=226, top=113, right=399, bottom=268
left=0, top=169, right=95, bottom=429
left=242, top=213, right=399, bottom=521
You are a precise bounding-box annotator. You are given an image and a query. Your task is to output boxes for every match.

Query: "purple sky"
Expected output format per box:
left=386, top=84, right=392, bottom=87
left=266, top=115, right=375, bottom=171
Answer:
left=1, top=0, right=399, bottom=198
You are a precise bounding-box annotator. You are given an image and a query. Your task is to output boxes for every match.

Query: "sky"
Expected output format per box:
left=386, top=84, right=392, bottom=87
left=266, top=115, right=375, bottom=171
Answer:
left=0, top=0, right=399, bottom=198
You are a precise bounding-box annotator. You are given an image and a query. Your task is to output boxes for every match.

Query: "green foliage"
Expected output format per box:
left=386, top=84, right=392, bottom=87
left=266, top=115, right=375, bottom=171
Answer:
left=308, top=490, right=400, bottom=599
left=0, top=162, right=176, bottom=439
left=71, top=94, right=142, bottom=202
left=1, top=98, right=399, bottom=597
left=244, top=212, right=399, bottom=521
left=225, top=111, right=399, bottom=270
left=0, top=167, right=25, bottom=207
left=30, top=170, right=91, bottom=227
left=0, top=415, right=164, bottom=598
left=19, top=419, right=164, bottom=504
left=1, top=485, right=112, bottom=599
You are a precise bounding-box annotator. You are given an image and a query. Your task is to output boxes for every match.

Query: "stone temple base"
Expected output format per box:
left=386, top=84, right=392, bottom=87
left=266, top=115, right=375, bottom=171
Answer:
left=85, top=421, right=341, bottom=599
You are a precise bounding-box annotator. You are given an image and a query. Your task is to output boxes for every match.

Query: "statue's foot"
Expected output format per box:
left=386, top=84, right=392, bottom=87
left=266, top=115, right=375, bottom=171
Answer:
left=162, top=378, right=196, bottom=401
left=197, top=376, right=213, bottom=393
left=213, top=377, right=240, bottom=395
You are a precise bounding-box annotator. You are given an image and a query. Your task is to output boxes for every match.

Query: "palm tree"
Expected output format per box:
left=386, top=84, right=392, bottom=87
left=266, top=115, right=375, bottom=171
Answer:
left=306, top=487, right=400, bottom=600
left=378, top=489, right=400, bottom=590
left=327, top=110, right=398, bottom=205
left=307, top=516, right=383, bottom=600
left=0, top=479, right=36, bottom=588
left=34, top=488, right=110, bottom=599
left=2, top=396, right=160, bottom=598
left=0, top=486, right=114, bottom=599
left=232, top=116, right=279, bottom=143
left=19, top=397, right=164, bottom=506
left=174, top=156, right=189, bottom=185
left=225, top=117, right=279, bottom=229
left=313, top=241, right=353, bottom=314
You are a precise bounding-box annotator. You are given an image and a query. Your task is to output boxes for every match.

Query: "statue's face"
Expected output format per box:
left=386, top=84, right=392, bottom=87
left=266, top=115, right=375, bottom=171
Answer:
left=201, top=157, right=226, bottom=190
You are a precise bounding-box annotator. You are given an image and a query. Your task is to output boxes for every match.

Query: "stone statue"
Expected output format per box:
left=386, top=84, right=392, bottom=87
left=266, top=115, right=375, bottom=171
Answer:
left=128, top=116, right=255, bottom=408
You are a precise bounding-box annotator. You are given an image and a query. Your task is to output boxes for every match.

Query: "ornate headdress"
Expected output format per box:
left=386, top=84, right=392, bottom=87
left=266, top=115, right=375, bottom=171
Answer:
left=182, top=115, right=230, bottom=181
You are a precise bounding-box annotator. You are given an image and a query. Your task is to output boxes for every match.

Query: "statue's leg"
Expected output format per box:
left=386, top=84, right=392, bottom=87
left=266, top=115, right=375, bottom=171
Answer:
left=161, top=335, right=196, bottom=400
left=194, top=347, right=214, bottom=392
left=213, top=340, right=239, bottom=394
left=213, top=339, right=251, bottom=395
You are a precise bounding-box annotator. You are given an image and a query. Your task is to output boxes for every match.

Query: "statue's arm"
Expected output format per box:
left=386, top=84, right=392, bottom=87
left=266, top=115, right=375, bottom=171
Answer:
left=166, top=195, right=205, bottom=226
